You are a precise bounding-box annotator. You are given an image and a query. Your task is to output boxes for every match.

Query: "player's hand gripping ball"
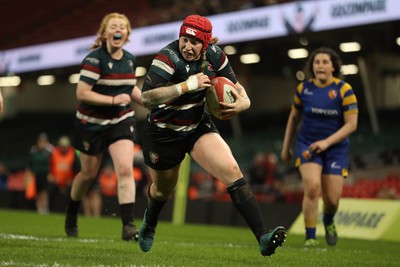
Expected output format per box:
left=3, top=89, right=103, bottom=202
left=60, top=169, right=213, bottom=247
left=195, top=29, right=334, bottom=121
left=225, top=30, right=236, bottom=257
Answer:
left=205, top=77, right=237, bottom=119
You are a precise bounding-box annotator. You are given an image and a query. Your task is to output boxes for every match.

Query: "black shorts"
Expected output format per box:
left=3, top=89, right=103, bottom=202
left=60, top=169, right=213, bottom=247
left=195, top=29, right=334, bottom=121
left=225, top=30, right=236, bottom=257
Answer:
left=73, top=118, right=135, bottom=155
left=35, top=173, right=48, bottom=193
left=142, top=115, right=219, bottom=170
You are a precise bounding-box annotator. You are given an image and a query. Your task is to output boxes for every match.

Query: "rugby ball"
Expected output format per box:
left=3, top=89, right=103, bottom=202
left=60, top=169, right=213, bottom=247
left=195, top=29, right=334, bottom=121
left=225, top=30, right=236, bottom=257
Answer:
left=205, top=77, right=236, bottom=119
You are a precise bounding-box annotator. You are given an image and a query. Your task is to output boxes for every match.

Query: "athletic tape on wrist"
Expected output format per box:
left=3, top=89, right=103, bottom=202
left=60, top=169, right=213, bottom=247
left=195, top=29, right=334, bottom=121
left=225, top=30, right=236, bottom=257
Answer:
left=176, top=84, right=183, bottom=95
left=186, top=75, right=198, bottom=91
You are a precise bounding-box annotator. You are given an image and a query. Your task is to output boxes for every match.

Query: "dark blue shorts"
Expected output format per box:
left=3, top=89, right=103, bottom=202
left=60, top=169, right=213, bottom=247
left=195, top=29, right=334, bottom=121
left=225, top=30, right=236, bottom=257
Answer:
left=294, top=139, right=349, bottom=177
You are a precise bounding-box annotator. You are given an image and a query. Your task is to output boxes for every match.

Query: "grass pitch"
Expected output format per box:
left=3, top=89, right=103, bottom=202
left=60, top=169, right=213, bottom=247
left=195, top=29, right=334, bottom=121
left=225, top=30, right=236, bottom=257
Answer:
left=0, top=208, right=399, bottom=267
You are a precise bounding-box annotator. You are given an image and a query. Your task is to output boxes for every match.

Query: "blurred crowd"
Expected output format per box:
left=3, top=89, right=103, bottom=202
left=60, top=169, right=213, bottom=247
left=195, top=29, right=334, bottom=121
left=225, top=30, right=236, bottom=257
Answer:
left=188, top=150, right=400, bottom=203
left=0, top=0, right=298, bottom=51
left=188, top=150, right=304, bottom=203
left=135, top=0, right=293, bottom=26
left=2, top=132, right=150, bottom=215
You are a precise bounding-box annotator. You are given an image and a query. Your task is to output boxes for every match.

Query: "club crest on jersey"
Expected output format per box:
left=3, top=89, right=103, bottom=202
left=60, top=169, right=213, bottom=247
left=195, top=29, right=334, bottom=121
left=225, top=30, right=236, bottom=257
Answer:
left=203, top=61, right=212, bottom=72
left=185, top=28, right=197, bottom=36
left=328, top=90, right=337, bottom=100
left=108, top=62, right=113, bottom=69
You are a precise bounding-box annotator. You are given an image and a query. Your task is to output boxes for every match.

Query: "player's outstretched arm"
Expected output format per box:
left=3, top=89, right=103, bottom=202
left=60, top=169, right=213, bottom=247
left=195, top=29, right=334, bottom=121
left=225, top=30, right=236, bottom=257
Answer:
left=141, top=73, right=210, bottom=108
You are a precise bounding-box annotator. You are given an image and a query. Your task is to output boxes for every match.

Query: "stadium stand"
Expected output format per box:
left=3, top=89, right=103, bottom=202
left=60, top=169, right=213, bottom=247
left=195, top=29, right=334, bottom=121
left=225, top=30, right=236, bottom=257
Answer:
left=0, top=0, right=292, bottom=50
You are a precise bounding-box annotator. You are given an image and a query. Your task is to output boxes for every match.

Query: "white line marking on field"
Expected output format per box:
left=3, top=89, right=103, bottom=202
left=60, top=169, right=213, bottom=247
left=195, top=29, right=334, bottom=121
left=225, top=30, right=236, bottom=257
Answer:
left=0, top=233, right=112, bottom=244
left=0, top=233, right=249, bottom=249
left=0, top=261, right=68, bottom=267
left=1, top=261, right=158, bottom=267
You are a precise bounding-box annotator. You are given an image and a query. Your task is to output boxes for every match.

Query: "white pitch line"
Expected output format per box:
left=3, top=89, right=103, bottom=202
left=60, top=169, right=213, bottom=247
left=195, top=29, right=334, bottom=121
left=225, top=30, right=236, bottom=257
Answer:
left=0, top=261, right=154, bottom=267
left=0, top=233, right=251, bottom=249
left=0, top=233, right=111, bottom=244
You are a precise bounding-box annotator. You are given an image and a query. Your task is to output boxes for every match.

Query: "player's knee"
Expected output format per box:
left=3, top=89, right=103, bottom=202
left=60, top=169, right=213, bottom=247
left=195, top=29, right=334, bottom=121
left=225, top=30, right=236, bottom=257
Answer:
left=152, top=188, right=172, bottom=200
left=227, top=163, right=242, bottom=179
left=115, top=164, right=133, bottom=179
left=306, top=185, right=321, bottom=199
left=324, top=200, right=338, bottom=213
left=79, top=170, right=97, bottom=181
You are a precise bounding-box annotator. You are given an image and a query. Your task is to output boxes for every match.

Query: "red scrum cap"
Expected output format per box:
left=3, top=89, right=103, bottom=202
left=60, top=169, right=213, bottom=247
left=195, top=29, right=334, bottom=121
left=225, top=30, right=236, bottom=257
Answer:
left=179, top=15, right=213, bottom=53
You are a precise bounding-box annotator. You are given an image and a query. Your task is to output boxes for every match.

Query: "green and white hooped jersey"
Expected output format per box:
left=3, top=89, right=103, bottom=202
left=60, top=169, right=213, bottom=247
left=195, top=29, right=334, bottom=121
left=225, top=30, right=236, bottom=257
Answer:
left=76, top=46, right=137, bottom=131
left=142, top=40, right=237, bottom=135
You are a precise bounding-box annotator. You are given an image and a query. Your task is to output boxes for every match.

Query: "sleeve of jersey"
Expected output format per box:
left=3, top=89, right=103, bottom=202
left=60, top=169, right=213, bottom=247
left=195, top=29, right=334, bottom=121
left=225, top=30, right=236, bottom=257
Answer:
left=210, top=45, right=238, bottom=84
left=150, top=52, right=177, bottom=81
left=292, top=83, right=303, bottom=110
left=142, top=52, right=177, bottom=93
left=79, top=53, right=101, bottom=85
left=340, top=83, right=358, bottom=115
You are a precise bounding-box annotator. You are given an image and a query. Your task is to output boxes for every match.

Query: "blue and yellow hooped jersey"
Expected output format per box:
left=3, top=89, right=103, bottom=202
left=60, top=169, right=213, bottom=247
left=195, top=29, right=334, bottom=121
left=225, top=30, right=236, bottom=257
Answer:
left=292, top=78, right=358, bottom=145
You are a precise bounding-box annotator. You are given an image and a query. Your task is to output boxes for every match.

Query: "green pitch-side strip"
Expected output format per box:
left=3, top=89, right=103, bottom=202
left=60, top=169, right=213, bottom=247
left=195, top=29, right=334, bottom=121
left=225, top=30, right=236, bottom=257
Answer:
left=172, top=153, right=191, bottom=225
